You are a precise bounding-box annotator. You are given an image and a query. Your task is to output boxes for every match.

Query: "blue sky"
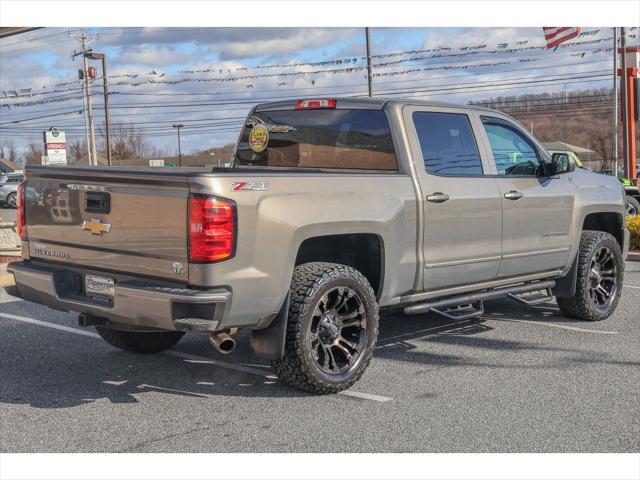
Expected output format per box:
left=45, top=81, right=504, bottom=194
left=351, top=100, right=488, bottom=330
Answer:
left=0, top=27, right=638, bottom=158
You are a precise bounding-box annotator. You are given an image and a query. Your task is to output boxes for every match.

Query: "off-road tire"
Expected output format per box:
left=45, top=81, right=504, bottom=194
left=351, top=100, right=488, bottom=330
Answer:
left=5, top=192, right=16, bottom=208
left=95, top=327, right=184, bottom=354
left=557, top=231, right=623, bottom=321
left=626, top=195, right=640, bottom=216
left=272, top=262, right=379, bottom=394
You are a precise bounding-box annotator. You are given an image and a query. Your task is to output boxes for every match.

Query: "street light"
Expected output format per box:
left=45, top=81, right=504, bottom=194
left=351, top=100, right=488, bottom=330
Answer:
left=84, top=51, right=111, bottom=165
left=173, top=124, right=184, bottom=167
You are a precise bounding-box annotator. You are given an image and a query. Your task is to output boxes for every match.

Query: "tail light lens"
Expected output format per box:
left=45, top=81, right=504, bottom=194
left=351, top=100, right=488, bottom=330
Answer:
left=188, top=194, right=236, bottom=262
left=16, top=182, right=27, bottom=240
left=295, top=99, right=336, bottom=109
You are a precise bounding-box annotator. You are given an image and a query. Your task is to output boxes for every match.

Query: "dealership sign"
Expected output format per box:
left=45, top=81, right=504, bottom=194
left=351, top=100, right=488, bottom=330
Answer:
left=42, top=128, right=67, bottom=165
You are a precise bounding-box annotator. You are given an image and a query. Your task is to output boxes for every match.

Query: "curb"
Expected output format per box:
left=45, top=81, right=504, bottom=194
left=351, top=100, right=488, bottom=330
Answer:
left=627, top=251, right=640, bottom=262
left=0, top=262, right=15, bottom=288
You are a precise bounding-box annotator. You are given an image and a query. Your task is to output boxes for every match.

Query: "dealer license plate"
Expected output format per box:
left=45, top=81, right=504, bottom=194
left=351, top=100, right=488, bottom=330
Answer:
left=85, top=274, right=115, bottom=301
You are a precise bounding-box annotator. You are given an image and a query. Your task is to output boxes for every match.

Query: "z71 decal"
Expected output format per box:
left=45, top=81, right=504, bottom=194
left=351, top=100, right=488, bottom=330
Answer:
left=231, top=181, right=269, bottom=192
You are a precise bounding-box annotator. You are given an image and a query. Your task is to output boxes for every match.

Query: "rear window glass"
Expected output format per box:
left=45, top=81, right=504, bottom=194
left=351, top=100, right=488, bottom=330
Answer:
left=234, top=109, right=398, bottom=171
left=413, top=111, right=482, bottom=176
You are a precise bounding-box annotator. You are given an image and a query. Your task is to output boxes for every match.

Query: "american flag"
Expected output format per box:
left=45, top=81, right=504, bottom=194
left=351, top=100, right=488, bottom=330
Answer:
left=542, top=27, right=581, bottom=48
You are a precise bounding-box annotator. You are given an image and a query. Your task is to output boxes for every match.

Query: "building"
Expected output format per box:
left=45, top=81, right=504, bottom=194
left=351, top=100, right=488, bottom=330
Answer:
left=0, top=157, right=22, bottom=174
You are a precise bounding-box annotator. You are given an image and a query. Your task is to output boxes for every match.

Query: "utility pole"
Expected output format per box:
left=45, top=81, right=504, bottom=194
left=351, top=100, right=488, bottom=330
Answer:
left=85, top=52, right=111, bottom=165
left=620, top=27, right=629, bottom=178
left=365, top=27, right=373, bottom=97
left=173, top=124, right=184, bottom=166
left=70, top=31, right=99, bottom=165
left=613, top=27, right=619, bottom=174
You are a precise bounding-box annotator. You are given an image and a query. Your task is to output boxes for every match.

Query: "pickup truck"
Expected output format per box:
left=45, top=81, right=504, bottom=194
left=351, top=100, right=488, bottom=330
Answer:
left=9, top=97, right=630, bottom=394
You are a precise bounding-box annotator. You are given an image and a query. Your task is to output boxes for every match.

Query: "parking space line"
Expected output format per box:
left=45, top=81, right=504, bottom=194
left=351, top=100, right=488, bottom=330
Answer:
left=624, top=284, right=640, bottom=290
left=0, top=312, right=101, bottom=338
left=0, top=312, right=392, bottom=403
left=377, top=319, right=473, bottom=345
left=484, top=317, right=619, bottom=334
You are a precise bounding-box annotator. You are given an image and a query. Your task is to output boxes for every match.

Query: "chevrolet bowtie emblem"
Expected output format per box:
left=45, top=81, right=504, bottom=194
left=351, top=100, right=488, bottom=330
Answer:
left=82, top=218, right=112, bottom=235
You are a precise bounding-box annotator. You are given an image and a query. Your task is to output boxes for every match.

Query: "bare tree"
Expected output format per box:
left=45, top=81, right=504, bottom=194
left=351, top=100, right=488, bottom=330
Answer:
left=97, top=121, right=156, bottom=164
left=0, top=139, right=18, bottom=163
left=68, top=140, right=88, bottom=165
left=24, top=144, right=43, bottom=166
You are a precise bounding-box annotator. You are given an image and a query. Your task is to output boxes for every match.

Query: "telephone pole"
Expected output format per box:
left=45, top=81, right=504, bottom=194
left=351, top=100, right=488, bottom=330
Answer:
left=173, top=124, right=184, bottom=166
left=85, top=52, right=111, bottom=165
left=620, top=27, right=629, bottom=178
left=613, top=27, right=619, bottom=174
left=70, top=31, right=100, bottom=165
left=365, top=27, right=373, bottom=97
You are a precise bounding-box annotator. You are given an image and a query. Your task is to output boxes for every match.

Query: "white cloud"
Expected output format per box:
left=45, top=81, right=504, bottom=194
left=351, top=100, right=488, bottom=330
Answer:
left=119, top=45, right=194, bottom=66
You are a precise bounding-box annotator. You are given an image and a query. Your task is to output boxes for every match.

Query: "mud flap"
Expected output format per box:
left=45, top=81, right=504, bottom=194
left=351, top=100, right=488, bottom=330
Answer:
left=250, top=293, right=289, bottom=360
left=552, top=254, right=578, bottom=298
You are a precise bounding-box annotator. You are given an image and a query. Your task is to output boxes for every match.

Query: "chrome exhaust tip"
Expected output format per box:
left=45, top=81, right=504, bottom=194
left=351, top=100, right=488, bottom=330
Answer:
left=208, top=332, right=236, bottom=354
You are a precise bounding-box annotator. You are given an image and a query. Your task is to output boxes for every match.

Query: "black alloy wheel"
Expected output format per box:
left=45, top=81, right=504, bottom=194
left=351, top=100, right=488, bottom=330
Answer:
left=309, top=286, right=367, bottom=375
left=588, top=246, right=618, bottom=314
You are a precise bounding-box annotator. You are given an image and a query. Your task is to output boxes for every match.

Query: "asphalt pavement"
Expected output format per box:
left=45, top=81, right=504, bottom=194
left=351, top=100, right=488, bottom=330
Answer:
left=1, top=262, right=638, bottom=453
left=0, top=207, right=16, bottom=223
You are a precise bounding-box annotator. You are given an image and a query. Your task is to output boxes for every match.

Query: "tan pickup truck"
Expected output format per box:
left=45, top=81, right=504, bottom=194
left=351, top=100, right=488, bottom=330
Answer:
left=9, top=97, right=629, bottom=393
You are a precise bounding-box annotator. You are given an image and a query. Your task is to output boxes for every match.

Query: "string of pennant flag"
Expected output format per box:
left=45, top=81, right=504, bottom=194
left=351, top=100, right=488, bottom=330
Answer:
left=0, top=28, right=638, bottom=110
left=5, top=28, right=637, bottom=98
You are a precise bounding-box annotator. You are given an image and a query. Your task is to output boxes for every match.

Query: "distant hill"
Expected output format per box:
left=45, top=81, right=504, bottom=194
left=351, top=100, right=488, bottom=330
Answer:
left=470, top=88, right=639, bottom=172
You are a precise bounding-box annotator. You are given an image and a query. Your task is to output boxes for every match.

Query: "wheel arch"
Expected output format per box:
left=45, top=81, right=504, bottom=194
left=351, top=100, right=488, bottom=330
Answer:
left=581, top=211, right=625, bottom=250
left=294, top=233, right=385, bottom=300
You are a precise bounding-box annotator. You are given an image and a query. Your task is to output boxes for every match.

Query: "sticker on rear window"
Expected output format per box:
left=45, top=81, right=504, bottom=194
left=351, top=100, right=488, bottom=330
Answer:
left=249, top=125, right=269, bottom=153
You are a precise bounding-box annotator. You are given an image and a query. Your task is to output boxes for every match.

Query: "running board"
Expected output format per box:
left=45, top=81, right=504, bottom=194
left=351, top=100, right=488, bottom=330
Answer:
left=403, top=280, right=556, bottom=317
left=431, top=301, right=484, bottom=320
left=507, top=287, right=554, bottom=306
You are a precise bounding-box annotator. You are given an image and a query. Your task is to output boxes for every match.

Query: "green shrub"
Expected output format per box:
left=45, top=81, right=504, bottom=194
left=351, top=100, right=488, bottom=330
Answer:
left=628, top=215, right=640, bottom=251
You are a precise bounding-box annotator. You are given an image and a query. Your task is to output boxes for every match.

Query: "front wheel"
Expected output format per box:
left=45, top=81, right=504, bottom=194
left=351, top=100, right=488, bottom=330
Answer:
left=557, top=231, right=624, bottom=321
left=272, top=262, right=379, bottom=394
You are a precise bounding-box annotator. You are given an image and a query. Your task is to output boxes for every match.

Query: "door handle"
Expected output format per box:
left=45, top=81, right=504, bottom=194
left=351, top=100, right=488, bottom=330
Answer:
left=426, top=192, right=450, bottom=203
left=504, top=190, right=523, bottom=200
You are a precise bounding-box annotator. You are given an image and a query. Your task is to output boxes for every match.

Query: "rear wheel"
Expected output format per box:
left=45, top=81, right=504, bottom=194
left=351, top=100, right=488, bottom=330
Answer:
left=272, top=262, right=379, bottom=394
left=557, top=231, right=623, bottom=321
left=95, top=327, right=184, bottom=354
left=626, top=195, right=640, bottom=216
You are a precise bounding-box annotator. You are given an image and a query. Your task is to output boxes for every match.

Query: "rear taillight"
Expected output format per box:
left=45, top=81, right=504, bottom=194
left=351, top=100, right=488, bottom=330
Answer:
left=16, top=182, right=27, bottom=240
left=188, top=194, right=236, bottom=262
left=295, top=99, right=336, bottom=109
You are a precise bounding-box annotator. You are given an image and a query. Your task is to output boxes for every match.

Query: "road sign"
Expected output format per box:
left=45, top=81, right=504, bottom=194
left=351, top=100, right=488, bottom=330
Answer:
left=42, top=128, right=67, bottom=165
left=149, top=159, right=165, bottom=167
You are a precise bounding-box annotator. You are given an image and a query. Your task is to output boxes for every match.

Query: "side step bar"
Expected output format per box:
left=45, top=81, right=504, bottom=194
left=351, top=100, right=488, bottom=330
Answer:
left=403, top=280, right=556, bottom=317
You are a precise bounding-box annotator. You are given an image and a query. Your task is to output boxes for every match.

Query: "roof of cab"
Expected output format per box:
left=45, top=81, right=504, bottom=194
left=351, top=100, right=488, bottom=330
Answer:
left=254, top=96, right=500, bottom=113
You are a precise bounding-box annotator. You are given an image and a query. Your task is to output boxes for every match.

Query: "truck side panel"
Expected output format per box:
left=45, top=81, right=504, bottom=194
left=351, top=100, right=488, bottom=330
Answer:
left=187, top=173, right=417, bottom=328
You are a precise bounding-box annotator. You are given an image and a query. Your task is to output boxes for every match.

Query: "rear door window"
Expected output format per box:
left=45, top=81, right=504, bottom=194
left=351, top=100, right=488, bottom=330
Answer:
left=234, top=109, right=398, bottom=171
left=412, top=112, right=483, bottom=175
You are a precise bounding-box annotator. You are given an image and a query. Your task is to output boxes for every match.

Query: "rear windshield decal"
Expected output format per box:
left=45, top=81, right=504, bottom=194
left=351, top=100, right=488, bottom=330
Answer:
left=249, top=125, right=269, bottom=153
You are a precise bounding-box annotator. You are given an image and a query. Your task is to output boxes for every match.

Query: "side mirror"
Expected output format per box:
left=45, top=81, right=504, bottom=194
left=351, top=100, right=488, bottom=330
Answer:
left=549, top=152, right=575, bottom=175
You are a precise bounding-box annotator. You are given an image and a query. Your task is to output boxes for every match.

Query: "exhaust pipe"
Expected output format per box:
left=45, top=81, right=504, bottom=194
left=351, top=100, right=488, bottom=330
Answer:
left=208, top=331, right=236, bottom=354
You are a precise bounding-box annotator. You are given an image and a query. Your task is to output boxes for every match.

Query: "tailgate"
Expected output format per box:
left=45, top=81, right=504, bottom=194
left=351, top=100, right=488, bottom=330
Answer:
left=24, top=167, right=190, bottom=282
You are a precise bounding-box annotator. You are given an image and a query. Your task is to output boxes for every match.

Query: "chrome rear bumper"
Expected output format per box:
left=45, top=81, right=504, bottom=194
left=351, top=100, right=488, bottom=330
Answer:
left=8, top=261, right=231, bottom=332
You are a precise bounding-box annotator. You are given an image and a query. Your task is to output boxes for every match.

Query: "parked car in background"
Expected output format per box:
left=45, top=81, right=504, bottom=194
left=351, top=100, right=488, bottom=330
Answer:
left=600, top=169, right=640, bottom=215
left=544, top=150, right=639, bottom=216
left=0, top=171, right=24, bottom=208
